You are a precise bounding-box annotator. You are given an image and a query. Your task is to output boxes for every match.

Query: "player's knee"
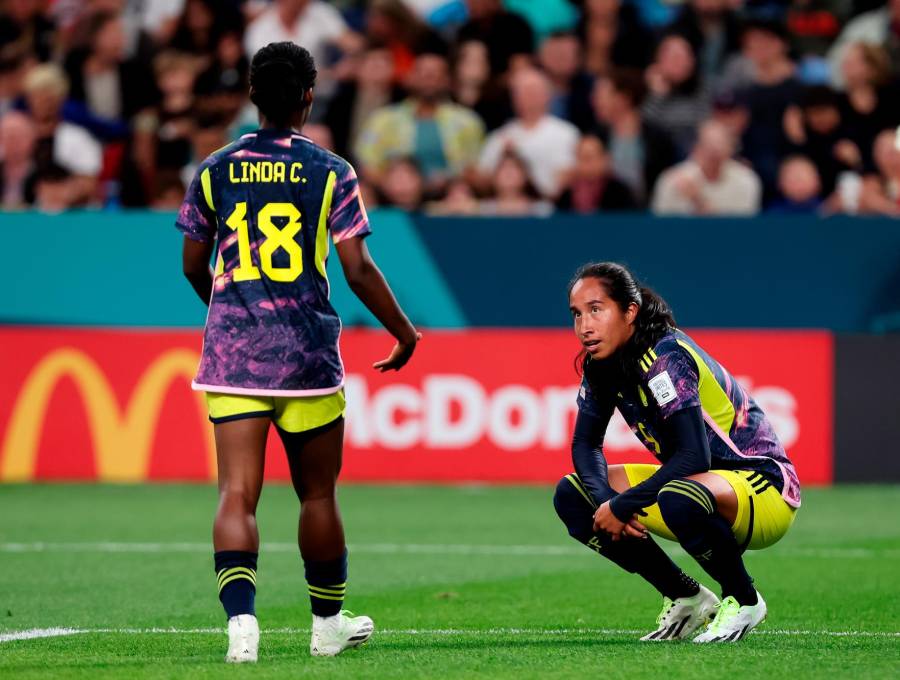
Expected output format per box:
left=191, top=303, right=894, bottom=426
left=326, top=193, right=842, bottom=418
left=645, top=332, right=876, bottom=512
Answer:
left=218, top=487, right=259, bottom=515
left=553, top=476, right=594, bottom=539
left=656, top=479, right=716, bottom=532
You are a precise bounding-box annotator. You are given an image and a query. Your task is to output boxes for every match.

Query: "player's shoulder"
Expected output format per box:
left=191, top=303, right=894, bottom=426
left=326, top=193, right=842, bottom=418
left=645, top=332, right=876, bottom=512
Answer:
left=196, top=137, right=247, bottom=174
left=642, top=329, right=696, bottom=374
left=293, top=136, right=357, bottom=178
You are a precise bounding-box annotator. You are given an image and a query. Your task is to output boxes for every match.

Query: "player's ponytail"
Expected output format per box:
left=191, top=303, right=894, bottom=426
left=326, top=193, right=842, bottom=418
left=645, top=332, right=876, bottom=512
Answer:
left=568, top=262, right=676, bottom=376
left=249, top=42, right=317, bottom=128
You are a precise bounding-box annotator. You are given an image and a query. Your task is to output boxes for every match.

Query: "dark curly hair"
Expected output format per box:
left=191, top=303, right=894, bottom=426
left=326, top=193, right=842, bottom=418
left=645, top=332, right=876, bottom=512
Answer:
left=249, top=42, right=317, bottom=128
left=567, top=261, right=676, bottom=380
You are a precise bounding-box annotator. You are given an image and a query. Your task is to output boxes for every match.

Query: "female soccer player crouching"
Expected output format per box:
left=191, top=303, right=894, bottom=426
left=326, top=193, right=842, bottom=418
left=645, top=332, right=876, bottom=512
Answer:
left=177, top=42, right=420, bottom=662
left=555, top=262, right=800, bottom=642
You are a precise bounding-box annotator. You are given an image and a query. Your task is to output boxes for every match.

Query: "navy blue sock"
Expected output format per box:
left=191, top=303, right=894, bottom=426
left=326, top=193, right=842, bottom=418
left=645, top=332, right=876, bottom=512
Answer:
left=657, top=479, right=757, bottom=606
left=553, top=475, right=699, bottom=600
left=304, top=551, right=348, bottom=617
left=214, top=551, right=257, bottom=619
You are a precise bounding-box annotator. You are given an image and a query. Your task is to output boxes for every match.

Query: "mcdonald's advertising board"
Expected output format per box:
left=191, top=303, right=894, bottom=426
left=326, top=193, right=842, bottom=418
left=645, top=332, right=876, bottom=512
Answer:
left=0, top=328, right=833, bottom=485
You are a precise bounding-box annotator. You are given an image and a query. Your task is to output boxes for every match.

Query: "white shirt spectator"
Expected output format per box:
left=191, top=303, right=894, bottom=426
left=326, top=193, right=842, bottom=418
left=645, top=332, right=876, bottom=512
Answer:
left=54, top=122, right=102, bottom=177
left=244, top=1, right=347, bottom=68
left=826, top=7, right=889, bottom=89
left=478, top=115, right=579, bottom=197
left=651, top=159, right=761, bottom=216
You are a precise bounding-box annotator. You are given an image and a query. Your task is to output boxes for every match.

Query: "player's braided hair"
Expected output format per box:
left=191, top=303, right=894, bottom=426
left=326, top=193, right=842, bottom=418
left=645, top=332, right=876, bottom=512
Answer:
left=568, top=262, right=676, bottom=380
left=249, top=42, right=317, bottom=128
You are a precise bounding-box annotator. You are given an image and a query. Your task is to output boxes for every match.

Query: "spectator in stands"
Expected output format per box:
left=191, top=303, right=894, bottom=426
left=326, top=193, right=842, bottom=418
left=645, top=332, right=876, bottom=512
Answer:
left=152, top=50, right=197, bottom=174
left=195, top=27, right=250, bottom=103
left=170, top=0, right=222, bottom=64
left=708, top=90, right=749, bottom=142
left=827, top=0, right=900, bottom=89
left=479, top=148, right=553, bottom=216
left=149, top=169, right=186, bottom=210
left=838, top=42, right=900, bottom=173
left=377, top=156, right=425, bottom=211
left=478, top=67, right=579, bottom=199
left=355, top=48, right=484, bottom=190
left=859, top=128, right=900, bottom=216
left=0, top=108, right=37, bottom=208
left=668, top=0, right=742, bottom=86
left=243, top=0, right=362, bottom=86
left=556, top=133, right=637, bottom=212
left=457, top=0, right=535, bottom=76
left=733, top=18, right=802, bottom=204
left=767, top=155, right=824, bottom=214
left=63, top=11, right=159, bottom=126
left=538, top=31, right=594, bottom=132
left=0, top=0, right=56, bottom=62
left=574, top=0, right=653, bottom=76
left=366, top=0, right=438, bottom=81
left=591, top=67, right=676, bottom=205
left=787, top=0, right=843, bottom=59
left=451, top=39, right=510, bottom=131
left=642, top=34, right=710, bottom=159
left=22, top=63, right=102, bottom=206
left=651, top=119, right=762, bottom=215
left=783, top=85, right=857, bottom=195
left=0, top=48, right=29, bottom=116
left=33, top=163, right=79, bottom=212
left=324, top=41, right=404, bottom=162
left=424, top=177, right=480, bottom=215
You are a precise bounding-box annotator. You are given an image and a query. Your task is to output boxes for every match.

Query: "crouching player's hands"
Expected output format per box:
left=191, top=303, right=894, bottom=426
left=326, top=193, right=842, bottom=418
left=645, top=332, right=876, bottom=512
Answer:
left=593, top=501, right=648, bottom=541
left=374, top=330, right=422, bottom=372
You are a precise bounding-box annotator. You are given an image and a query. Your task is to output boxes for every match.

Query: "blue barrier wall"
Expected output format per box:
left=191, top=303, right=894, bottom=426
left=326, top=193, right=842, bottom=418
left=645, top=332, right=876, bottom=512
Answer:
left=4, top=211, right=899, bottom=330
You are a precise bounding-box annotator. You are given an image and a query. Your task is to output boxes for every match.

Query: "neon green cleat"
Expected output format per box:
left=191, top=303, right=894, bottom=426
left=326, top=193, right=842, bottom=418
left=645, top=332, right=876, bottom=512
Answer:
left=693, top=592, right=767, bottom=643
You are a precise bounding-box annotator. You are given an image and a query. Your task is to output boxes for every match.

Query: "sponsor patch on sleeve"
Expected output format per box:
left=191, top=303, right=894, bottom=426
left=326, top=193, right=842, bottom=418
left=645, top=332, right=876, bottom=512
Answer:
left=648, top=371, right=677, bottom=406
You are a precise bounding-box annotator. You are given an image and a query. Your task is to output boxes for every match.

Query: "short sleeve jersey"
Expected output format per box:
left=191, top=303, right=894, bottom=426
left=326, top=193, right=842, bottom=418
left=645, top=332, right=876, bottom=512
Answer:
left=577, top=329, right=801, bottom=508
left=176, top=129, right=371, bottom=395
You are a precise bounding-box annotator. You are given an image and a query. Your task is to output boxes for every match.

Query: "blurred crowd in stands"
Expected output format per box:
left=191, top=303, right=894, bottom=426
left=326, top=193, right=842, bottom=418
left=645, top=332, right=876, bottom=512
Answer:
left=1, top=0, right=899, bottom=216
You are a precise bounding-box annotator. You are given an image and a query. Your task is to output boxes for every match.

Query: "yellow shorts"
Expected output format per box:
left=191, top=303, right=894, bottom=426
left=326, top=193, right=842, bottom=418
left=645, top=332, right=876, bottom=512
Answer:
left=205, top=390, right=346, bottom=434
left=623, top=464, right=797, bottom=551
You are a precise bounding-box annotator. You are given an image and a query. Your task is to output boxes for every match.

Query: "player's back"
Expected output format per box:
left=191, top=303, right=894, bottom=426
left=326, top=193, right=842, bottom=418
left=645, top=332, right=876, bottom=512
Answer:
left=176, top=129, right=371, bottom=395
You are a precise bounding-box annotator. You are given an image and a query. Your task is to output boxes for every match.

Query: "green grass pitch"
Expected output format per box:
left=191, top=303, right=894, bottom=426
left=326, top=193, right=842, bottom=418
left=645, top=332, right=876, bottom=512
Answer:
left=1, top=484, right=898, bottom=678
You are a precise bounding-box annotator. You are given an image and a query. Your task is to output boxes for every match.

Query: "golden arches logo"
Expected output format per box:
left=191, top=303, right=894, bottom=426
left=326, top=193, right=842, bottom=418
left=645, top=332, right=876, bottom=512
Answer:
left=1, top=348, right=215, bottom=481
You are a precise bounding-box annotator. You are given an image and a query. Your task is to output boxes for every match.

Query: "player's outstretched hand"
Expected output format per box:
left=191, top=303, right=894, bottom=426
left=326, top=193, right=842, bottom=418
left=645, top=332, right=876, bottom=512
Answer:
left=373, top=332, right=422, bottom=372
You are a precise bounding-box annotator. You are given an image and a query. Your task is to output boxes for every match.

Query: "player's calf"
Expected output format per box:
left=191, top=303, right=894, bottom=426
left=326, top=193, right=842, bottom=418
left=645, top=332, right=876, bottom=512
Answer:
left=215, top=550, right=259, bottom=662
left=553, top=475, right=702, bottom=611
left=657, top=479, right=758, bottom=607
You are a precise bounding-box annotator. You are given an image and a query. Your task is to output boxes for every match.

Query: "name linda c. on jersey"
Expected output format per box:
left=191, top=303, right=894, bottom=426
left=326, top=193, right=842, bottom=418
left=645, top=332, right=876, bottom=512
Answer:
left=229, top=161, right=308, bottom=184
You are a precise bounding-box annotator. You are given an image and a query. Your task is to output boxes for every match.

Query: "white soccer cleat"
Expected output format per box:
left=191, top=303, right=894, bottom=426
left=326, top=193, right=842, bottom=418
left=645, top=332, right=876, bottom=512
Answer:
left=225, top=614, right=259, bottom=663
left=640, top=584, right=720, bottom=641
left=310, top=610, right=374, bottom=657
left=693, top=591, right=767, bottom=643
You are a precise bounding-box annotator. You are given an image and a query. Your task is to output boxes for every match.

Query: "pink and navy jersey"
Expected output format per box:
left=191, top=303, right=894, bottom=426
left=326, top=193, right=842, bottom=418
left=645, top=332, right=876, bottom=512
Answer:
left=578, top=329, right=801, bottom=508
left=176, top=128, right=371, bottom=395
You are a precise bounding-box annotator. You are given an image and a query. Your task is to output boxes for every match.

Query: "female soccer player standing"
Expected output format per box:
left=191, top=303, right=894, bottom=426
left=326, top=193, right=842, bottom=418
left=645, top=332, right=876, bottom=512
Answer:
left=555, top=262, right=800, bottom=642
left=176, top=42, right=420, bottom=662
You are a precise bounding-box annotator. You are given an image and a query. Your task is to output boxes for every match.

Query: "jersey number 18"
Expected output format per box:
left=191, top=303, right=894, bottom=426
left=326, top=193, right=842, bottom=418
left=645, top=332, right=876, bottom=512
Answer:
left=225, top=201, right=305, bottom=283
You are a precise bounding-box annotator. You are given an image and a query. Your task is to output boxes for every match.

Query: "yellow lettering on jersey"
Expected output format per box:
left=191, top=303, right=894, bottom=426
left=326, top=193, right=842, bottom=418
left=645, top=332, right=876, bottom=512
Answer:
left=229, top=161, right=300, bottom=184
left=290, top=162, right=304, bottom=182
left=225, top=202, right=262, bottom=281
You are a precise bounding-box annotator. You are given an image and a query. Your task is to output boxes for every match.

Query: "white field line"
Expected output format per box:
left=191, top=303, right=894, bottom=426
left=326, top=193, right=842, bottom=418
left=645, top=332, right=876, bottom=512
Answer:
left=1, top=542, right=898, bottom=559
left=1, top=626, right=898, bottom=645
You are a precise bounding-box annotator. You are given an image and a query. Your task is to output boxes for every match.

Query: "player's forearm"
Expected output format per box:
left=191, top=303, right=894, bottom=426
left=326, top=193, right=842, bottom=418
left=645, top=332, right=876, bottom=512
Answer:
left=345, top=260, right=417, bottom=343
left=184, top=268, right=213, bottom=305
left=571, top=410, right=615, bottom=506
left=609, top=406, right=711, bottom=521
